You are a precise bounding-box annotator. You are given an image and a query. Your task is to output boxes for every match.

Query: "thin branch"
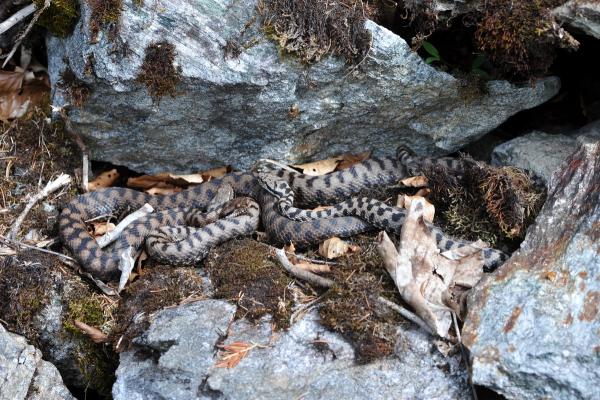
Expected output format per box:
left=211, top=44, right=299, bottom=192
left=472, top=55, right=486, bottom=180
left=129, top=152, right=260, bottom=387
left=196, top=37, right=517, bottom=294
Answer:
left=376, top=296, right=435, bottom=336
left=0, top=4, right=36, bottom=36
left=2, top=1, right=50, bottom=68
left=7, top=173, right=71, bottom=240
left=273, top=247, right=334, bottom=288
left=0, top=234, right=75, bottom=261
left=59, top=108, right=90, bottom=192
left=96, top=203, right=154, bottom=248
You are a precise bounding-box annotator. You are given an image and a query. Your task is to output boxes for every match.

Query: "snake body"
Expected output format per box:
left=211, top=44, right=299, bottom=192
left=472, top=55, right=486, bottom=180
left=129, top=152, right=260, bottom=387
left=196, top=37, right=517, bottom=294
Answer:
left=59, top=152, right=413, bottom=279
left=257, top=174, right=507, bottom=270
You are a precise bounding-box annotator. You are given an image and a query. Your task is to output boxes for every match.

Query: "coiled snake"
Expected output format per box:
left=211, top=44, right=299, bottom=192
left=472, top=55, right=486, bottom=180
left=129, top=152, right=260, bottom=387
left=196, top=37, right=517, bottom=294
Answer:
left=59, top=148, right=506, bottom=280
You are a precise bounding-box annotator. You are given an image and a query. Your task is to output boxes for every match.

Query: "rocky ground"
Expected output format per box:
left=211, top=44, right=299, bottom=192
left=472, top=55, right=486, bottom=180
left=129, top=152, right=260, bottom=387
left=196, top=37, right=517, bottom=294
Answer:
left=1, top=1, right=599, bottom=399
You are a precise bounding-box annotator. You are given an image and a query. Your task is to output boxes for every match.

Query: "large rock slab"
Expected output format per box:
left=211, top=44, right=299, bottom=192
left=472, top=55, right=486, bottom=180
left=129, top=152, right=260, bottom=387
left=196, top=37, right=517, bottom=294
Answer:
left=113, top=300, right=471, bottom=399
left=0, top=324, right=74, bottom=400
left=554, top=1, right=600, bottom=39
left=47, top=0, right=559, bottom=173
left=463, top=138, right=600, bottom=399
left=491, top=131, right=579, bottom=183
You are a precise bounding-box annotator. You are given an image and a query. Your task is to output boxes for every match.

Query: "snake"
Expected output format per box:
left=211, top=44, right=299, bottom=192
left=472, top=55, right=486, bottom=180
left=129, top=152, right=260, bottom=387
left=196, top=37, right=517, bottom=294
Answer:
left=256, top=172, right=507, bottom=270
left=59, top=147, right=504, bottom=279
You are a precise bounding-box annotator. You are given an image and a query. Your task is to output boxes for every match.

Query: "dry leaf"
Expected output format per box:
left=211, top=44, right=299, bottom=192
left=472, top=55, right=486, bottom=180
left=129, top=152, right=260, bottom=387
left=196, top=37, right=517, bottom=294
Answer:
left=201, top=165, right=231, bottom=180
left=88, top=169, right=119, bottom=191
left=293, top=157, right=342, bottom=176
left=335, top=151, right=371, bottom=170
left=319, top=237, right=360, bottom=259
left=90, top=221, right=116, bottom=237
left=377, top=198, right=485, bottom=338
left=73, top=320, right=108, bottom=343
left=415, top=188, right=431, bottom=197
left=397, top=195, right=435, bottom=222
left=0, top=246, right=17, bottom=256
left=214, top=341, right=256, bottom=369
left=0, top=70, right=50, bottom=121
left=293, top=261, right=331, bottom=274
left=146, top=186, right=182, bottom=195
left=401, top=175, right=429, bottom=187
left=312, top=205, right=333, bottom=212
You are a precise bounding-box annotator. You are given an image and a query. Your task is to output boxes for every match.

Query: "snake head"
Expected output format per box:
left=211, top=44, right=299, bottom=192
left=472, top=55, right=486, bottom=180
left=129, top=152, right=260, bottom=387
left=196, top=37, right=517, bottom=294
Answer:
left=255, top=172, right=292, bottom=200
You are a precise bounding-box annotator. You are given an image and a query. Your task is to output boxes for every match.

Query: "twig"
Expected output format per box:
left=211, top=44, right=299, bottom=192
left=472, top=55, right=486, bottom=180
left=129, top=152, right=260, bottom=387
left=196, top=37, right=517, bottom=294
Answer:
left=452, top=312, right=478, bottom=400
left=96, top=203, right=154, bottom=248
left=2, top=1, right=50, bottom=68
left=256, top=159, right=298, bottom=173
left=117, top=246, right=135, bottom=293
left=376, top=296, right=435, bottom=336
left=285, top=251, right=339, bottom=266
left=59, top=108, right=90, bottom=192
left=0, top=3, right=36, bottom=36
left=0, top=234, right=75, bottom=261
left=274, top=248, right=334, bottom=288
left=7, top=173, right=71, bottom=240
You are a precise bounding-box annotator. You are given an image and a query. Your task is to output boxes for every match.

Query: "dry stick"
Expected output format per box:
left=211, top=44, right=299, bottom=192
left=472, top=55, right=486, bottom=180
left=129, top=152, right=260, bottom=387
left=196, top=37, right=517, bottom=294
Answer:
left=274, top=248, right=334, bottom=288
left=96, top=203, right=154, bottom=248
left=59, top=109, right=89, bottom=192
left=0, top=234, right=75, bottom=262
left=2, top=0, right=50, bottom=68
left=452, top=312, right=479, bottom=400
left=117, top=246, right=135, bottom=293
left=377, top=296, right=435, bottom=336
left=0, top=3, right=36, bottom=36
left=6, top=173, right=71, bottom=240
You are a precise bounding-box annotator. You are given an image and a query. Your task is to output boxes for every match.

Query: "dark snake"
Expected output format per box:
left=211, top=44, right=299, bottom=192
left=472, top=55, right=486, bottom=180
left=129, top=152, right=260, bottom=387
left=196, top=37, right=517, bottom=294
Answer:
left=59, top=148, right=505, bottom=279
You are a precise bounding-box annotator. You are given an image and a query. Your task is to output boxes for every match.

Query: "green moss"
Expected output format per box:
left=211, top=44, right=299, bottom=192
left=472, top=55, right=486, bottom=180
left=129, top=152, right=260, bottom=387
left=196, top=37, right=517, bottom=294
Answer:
left=136, top=41, right=182, bottom=102
left=205, top=239, right=293, bottom=329
left=63, top=293, right=118, bottom=399
left=317, top=236, right=404, bottom=363
left=34, top=0, right=79, bottom=37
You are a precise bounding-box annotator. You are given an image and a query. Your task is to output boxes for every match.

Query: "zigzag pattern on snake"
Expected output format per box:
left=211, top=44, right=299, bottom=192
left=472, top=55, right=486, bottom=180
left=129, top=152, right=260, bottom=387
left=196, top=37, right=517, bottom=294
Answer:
left=257, top=173, right=507, bottom=270
left=59, top=148, right=506, bottom=279
left=59, top=149, right=416, bottom=280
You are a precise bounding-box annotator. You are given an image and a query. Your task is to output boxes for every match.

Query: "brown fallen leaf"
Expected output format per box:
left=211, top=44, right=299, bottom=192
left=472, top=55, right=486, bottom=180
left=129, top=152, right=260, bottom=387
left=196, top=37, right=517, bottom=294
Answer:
left=73, top=320, right=109, bottom=343
left=293, top=157, right=342, bottom=176
left=88, top=169, right=119, bottom=191
left=214, top=341, right=257, bottom=369
left=401, top=175, right=429, bottom=187
left=415, top=188, right=431, bottom=197
left=377, top=198, right=485, bottom=338
left=146, top=185, right=182, bottom=195
left=335, top=151, right=371, bottom=171
left=0, top=69, right=50, bottom=121
left=90, top=221, right=116, bottom=237
left=293, top=261, right=331, bottom=274
left=201, top=165, right=232, bottom=180
left=397, top=195, right=435, bottom=222
left=319, top=237, right=360, bottom=259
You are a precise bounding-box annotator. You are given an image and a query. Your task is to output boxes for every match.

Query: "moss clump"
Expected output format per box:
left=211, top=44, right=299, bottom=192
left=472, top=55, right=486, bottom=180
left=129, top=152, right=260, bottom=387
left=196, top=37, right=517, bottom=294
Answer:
left=59, top=67, right=91, bottom=107
left=88, top=0, right=122, bottom=39
left=205, top=238, right=293, bottom=329
left=475, top=0, right=571, bottom=78
left=0, top=253, right=55, bottom=345
left=136, top=41, right=182, bottom=101
left=260, top=0, right=372, bottom=63
left=423, top=157, right=546, bottom=250
left=110, top=266, right=205, bottom=351
left=63, top=293, right=118, bottom=399
left=34, top=0, right=80, bottom=37
left=318, top=237, right=403, bottom=363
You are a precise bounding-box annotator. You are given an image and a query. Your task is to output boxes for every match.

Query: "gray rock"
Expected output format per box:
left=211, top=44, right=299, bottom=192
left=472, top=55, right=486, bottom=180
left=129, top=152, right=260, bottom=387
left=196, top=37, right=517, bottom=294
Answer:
left=491, top=131, right=579, bottom=183
left=0, top=324, right=74, bottom=400
left=114, top=300, right=471, bottom=400
left=463, top=139, right=600, bottom=399
left=491, top=120, right=600, bottom=183
left=554, top=1, right=600, bottom=39
left=47, top=0, right=559, bottom=174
